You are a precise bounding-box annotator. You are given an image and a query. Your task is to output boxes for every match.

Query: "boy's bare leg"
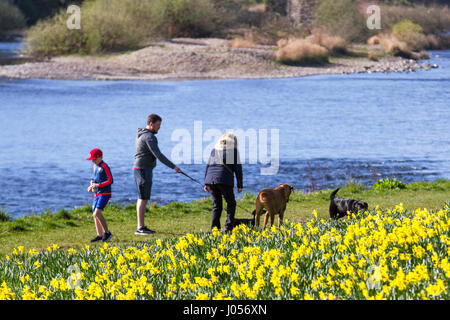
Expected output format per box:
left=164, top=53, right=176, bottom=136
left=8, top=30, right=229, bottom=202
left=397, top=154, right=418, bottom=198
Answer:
left=93, top=209, right=109, bottom=234
left=94, top=216, right=103, bottom=235
left=136, top=199, right=148, bottom=228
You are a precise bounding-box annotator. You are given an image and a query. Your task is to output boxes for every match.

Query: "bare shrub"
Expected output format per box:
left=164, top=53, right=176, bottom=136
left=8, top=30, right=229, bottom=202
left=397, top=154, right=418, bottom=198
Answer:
left=276, top=38, right=329, bottom=65
left=306, top=27, right=347, bottom=55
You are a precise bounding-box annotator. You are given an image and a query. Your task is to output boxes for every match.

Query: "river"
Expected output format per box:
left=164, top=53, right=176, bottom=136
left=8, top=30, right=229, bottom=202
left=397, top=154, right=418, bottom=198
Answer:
left=0, top=49, right=449, bottom=219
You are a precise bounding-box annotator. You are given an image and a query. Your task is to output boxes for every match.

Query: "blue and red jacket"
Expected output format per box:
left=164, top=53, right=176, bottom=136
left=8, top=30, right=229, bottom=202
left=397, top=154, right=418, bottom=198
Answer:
left=91, top=160, right=113, bottom=197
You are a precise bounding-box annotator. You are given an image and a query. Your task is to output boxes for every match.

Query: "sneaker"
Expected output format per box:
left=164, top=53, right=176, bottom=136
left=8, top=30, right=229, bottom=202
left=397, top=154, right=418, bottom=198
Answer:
left=102, top=231, right=113, bottom=242
left=135, top=226, right=155, bottom=235
left=90, top=235, right=103, bottom=243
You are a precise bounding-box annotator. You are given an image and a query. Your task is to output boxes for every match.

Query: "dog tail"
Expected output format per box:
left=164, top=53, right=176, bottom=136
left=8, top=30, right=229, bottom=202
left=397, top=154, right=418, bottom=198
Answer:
left=258, top=191, right=269, bottom=203
left=330, top=188, right=340, bottom=200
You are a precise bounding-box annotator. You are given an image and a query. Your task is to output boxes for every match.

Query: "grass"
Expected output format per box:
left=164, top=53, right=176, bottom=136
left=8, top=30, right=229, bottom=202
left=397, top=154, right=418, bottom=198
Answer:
left=1, top=180, right=450, bottom=257
left=1, top=190, right=450, bottom=300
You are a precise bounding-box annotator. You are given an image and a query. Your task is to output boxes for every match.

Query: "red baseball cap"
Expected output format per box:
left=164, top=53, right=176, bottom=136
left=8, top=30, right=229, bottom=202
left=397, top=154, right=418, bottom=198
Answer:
left=86, top=148, right=103, bottom=160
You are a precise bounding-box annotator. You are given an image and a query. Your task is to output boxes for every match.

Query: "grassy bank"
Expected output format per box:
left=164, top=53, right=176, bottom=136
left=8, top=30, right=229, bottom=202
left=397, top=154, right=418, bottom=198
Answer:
left=1, top=179, right=449, bottom=257
left=1, top=179, right=450, bottom=299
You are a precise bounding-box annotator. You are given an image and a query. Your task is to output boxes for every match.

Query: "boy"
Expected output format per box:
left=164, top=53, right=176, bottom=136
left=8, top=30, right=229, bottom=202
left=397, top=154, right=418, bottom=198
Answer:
left=86, top=148, right=113, bottom=242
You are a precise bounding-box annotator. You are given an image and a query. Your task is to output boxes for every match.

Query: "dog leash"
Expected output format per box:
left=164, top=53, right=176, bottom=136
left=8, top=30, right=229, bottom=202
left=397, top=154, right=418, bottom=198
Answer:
left=179, top=170, right=204, bottom=187
left=179, top=169, right=254, bottom=216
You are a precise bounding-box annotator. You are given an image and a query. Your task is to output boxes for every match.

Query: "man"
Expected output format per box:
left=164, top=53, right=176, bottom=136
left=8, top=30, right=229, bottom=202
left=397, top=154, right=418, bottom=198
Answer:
left=133, top=114, right=181, bottom=235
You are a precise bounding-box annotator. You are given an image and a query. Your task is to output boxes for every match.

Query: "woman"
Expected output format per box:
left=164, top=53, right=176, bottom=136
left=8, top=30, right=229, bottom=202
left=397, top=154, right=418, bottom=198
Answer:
left=204, top=132, right=243, bottom=232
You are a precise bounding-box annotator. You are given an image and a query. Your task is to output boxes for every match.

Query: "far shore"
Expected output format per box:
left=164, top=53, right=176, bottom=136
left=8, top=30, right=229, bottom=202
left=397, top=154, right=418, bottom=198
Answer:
left=0, top=38, right=437, bottom=81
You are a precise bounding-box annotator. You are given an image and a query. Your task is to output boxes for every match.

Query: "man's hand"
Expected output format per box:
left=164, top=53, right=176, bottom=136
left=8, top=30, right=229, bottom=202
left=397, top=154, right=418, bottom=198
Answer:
left=237, top=188, right=243, bottom=193
left=174, top=166, right=182, bottom=173
left=204, top=186, right=210, bottom=193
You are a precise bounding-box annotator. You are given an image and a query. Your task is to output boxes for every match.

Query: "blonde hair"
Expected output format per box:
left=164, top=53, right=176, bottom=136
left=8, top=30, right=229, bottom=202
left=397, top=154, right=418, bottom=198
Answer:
left=214, top=132, right=238, bottom=150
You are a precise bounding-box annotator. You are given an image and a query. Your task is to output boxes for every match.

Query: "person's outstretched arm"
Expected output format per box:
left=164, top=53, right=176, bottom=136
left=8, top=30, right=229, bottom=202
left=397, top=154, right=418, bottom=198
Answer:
left=146, top=135, right=181, bottom=172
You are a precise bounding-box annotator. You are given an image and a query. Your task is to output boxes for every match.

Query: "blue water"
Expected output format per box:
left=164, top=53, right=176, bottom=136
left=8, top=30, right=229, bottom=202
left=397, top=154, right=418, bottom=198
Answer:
left=1, top=51, right=449, bottom=218
left=0, top=37, right=27, bottom=65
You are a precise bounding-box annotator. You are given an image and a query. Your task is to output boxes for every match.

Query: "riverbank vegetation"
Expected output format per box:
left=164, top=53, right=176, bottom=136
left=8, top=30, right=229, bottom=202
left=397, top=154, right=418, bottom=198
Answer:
left=0, top=179, right=449, bottom=299
left=0, top=0, right=26, bottom=39
left=14, top=0, right=447, bottom=64
left=275, top=28, right=348, bottom=66
left=26, top=0, right=228, bottom=56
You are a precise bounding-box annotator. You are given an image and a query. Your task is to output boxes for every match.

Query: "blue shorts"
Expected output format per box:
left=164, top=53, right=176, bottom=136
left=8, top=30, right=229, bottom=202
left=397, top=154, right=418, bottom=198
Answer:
left=92, top=195, right=111, bottom=212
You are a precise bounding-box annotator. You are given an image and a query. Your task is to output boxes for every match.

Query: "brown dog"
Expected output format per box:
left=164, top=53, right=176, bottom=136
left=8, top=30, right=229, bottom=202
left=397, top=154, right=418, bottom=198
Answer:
left=254, top=184, right=294, bottom=228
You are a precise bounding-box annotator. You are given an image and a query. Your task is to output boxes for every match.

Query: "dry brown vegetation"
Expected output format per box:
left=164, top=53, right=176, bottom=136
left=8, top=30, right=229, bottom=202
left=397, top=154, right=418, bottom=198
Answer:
left=275, top=28, right=349, bottom=66
left=229, top=32, right=256, bottom=48
left=363, top=3, right=450, bottom=51
left=380, top=3, right=450, bottom=36
left=306, top=28, right=347, bottom=55
left=276, top=38, right=329, bottom=66
left=367, top=33, right=433, bottom=61
left=367, top=50, right=379, bottom=61
left=373, top=34, right=413, bottom=59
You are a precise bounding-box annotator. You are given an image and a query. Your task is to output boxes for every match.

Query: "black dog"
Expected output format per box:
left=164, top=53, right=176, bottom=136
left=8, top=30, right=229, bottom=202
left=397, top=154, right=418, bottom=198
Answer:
left=231, top=210, right=263, bottom=229
left=329, top=188, right=368, bottom=220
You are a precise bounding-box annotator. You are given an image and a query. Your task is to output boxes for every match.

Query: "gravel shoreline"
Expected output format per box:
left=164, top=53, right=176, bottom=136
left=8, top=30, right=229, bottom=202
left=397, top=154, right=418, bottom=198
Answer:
left=0, top=38, right=426, bottom=81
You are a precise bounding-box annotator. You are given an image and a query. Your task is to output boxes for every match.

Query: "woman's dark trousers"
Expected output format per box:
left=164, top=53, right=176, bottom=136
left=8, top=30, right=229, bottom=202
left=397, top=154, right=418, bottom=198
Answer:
left=208, top=184, right=236, bottom=231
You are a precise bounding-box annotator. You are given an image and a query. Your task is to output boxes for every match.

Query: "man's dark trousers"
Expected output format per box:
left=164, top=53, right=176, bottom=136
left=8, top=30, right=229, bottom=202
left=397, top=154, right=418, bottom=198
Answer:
left=207, top=183, right=236, bottom=231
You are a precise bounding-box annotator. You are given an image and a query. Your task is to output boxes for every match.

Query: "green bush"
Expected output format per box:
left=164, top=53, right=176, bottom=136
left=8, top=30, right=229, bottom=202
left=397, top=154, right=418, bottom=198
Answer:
left=26, top=0, right=223, bottom=57
left=150, top=0, right=221, bottom=38
left=372, top=177, right=407, bottom=192
left=0, top=0, right=26, bottom=38
left=392, top=18, right=423, bottom=35
left=26, top=12, right=86, bottom=56
left=82, top=0, right=154, bottom=54
left=27, top=0, right=156, bottom=56
left=392, top=19, right=427, bottom=51
left=314, top=0, right=368, bottom=42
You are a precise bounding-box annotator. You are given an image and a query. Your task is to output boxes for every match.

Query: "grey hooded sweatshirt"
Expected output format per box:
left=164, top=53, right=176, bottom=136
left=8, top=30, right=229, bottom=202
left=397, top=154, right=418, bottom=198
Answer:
left=133, top=128, right=176, bottom=170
